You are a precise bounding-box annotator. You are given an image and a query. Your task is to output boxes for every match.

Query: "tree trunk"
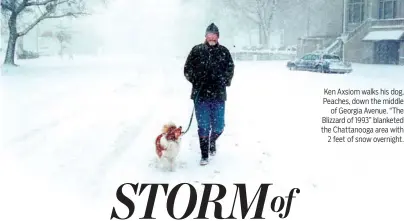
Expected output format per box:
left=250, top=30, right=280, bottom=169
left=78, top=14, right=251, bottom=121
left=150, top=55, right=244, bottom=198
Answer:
left=265, top=25, right=271, bottom=49
left=4, top=14, right=19, bottom=66
left=259, top=24, right=268, bottom=49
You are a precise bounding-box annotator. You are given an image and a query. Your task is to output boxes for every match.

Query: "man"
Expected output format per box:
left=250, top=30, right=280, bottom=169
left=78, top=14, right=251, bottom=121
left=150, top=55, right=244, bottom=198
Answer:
left=184, top=23, right=235, bottom=166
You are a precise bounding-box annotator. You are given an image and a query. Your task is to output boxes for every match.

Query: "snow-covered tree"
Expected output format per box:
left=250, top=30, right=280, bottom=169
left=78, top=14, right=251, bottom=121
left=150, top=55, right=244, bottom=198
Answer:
left=0, top=0, right=97, bottom=65
left=225, top=0, right=278, bottom=49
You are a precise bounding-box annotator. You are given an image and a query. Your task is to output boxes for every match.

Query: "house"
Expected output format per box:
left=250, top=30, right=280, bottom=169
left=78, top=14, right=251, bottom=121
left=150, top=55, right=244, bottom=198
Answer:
left=296, top=0, right=404, bottom=65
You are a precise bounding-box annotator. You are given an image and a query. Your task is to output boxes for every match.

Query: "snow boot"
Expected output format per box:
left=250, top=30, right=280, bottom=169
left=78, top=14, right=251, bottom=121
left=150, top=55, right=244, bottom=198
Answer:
left=199, top=137, right=209, bottom=165
left=209, top=132, right=222, bottom=156
left=200, top=158, right=209, bottom=166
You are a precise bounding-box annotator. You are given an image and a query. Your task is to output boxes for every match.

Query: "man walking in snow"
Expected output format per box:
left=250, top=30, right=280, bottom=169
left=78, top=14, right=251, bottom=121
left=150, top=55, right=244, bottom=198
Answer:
left=184, top=23, right=235, bottom=166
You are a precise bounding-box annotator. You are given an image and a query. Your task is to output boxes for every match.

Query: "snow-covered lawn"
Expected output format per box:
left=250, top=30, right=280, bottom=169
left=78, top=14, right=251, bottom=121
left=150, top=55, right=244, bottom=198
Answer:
left=1, top=56, right=403, bottom=221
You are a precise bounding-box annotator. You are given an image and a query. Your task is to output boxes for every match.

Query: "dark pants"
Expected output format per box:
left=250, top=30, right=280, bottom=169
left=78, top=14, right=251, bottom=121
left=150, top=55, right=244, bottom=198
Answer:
left=194, top=99, right=225, bottom=158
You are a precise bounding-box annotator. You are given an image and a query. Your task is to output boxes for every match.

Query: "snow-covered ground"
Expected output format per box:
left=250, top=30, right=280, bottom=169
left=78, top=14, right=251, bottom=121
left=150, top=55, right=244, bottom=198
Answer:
left=1, top=55, right=403, bottom=221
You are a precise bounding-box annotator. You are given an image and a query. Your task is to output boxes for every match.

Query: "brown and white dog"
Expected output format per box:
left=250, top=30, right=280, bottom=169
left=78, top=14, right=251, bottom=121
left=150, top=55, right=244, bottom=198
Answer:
left=155, top=122, right=182, bottom=171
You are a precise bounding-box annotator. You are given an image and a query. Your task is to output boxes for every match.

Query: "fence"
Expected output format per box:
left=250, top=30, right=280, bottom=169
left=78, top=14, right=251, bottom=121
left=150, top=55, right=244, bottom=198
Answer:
left=231, top=50, right=297, bottom=61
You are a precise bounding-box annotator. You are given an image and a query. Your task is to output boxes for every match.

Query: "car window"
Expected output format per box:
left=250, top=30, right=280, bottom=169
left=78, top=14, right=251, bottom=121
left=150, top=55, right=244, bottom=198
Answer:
left=323, top=55, right=340, bottom=60
left=313, top=55, right=321, bottom=60
left=301, top=55, right=311, bottom=60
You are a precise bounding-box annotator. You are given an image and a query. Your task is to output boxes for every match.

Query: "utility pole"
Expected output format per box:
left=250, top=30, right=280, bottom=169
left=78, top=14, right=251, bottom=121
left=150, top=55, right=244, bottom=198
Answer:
left=343, top=0, right=346, bottom=33
left=306, top=1, right=311, bottom=36
left=342, top=0, right=346, bottom=62
left=36, top=23, right=39, bottom=53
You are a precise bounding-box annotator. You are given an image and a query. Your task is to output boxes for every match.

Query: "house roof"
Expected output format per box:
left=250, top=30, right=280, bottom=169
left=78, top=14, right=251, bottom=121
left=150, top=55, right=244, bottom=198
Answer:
left=298, top=35, right=339, bottom=40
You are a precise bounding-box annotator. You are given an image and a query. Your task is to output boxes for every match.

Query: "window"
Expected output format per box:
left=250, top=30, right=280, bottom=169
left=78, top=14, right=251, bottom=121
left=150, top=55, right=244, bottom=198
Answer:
left=305, top=54, right=318, bottom=60
left=323, top=55, right=341, bottom=60
left=348, top=0, right=365, bottom=23
left=379, top=0, right=397, bottom=19
left=302, top=54, right=311, bottom=60
left=312, top=55, right=321, bottom=60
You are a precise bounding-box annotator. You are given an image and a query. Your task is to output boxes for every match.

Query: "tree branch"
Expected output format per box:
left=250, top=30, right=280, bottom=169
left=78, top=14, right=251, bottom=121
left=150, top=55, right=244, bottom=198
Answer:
left=228, top=0, right=260, bottom=24
left=255, top=0, right=264, bottom=26
left=266, top=0, right=277, bottom=26
left=54, top=0, right=69, bottom=6
left=15, top=0, right=29, bottom=14
left=17, top=10, right=86, bottom=37
left=261, top=0, right=277, bottom=31
left=17, top=10, right=49, bottom=36
left=26, top=0, right=55, bottom=6
left=256, top=0, right=266, bottom=9
left=46, top=11, right=88, bottom=18
left=1, top=0, right=16, bottom=12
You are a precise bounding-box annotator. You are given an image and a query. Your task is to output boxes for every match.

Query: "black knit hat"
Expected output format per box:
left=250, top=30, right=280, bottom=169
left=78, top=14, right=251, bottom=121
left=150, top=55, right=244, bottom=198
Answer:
left=205, top=23, right=219, bottom=37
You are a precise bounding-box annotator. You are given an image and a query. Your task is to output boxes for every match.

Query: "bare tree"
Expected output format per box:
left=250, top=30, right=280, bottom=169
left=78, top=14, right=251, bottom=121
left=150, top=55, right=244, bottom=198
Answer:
left=0, top=0, right=92, bottom=65
left=226, top=0, right=278, bottom=49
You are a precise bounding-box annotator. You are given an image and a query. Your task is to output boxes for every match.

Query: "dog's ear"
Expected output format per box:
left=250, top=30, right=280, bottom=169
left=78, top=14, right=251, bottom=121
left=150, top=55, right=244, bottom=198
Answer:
left=162, top=122, right=176, bottom=133
left=162, top=125, right=169, bottom=133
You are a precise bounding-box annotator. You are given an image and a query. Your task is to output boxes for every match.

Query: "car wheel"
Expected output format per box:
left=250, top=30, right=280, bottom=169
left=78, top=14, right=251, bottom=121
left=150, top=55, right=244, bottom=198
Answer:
left=289, top=64, right=297, bottom=71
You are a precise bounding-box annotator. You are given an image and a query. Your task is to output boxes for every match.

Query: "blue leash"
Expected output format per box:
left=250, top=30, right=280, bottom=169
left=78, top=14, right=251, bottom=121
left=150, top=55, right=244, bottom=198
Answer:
left=181, top=106, right=195, bottom=135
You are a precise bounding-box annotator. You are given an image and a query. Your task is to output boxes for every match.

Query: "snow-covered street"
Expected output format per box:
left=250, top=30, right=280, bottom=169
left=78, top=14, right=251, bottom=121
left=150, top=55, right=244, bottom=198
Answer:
left=1, top=56, right=403, bottom=221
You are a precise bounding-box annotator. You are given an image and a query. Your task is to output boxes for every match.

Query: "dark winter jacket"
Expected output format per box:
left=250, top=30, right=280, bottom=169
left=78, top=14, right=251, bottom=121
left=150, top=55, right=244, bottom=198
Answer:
left=184, top=42, right=235, bottom=101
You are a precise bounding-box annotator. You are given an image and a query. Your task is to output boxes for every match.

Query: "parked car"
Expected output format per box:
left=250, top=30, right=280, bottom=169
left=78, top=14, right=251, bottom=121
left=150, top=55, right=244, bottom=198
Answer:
left=287, top=53, right=352, bottom=74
